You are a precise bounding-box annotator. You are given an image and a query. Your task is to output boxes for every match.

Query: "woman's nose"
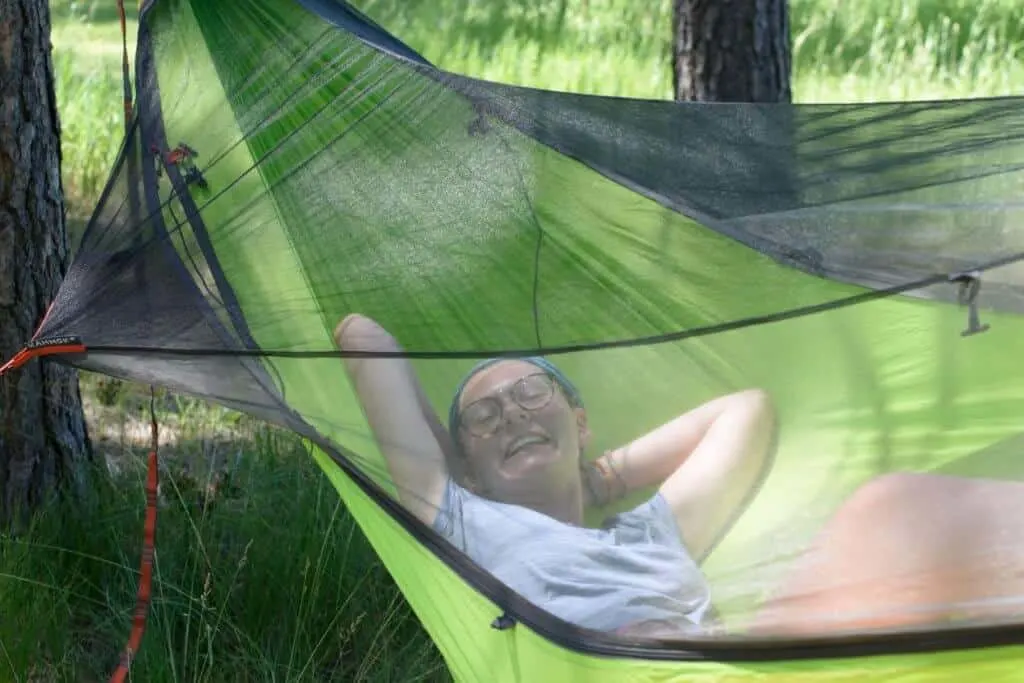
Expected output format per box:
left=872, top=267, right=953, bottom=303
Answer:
left=502, top=398, right=529, bottom=423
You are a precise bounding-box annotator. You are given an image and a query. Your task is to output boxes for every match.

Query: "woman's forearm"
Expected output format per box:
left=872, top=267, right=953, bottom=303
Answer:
left=336, top=314, right=456, bottom=466
left=587, top=390, right=771, bottom=506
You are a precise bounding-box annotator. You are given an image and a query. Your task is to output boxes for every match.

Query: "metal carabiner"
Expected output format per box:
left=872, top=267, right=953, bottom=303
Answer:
left=949, top=271, right=990, bottom=337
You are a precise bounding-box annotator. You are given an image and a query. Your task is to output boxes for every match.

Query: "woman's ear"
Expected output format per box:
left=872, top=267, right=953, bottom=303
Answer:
left=575, top=407, right=591, bottom=449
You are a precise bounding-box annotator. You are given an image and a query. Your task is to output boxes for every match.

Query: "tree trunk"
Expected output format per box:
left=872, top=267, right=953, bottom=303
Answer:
left=0, top=0, right=92, bottom=527
left=672, top=0, right=792, bottom=103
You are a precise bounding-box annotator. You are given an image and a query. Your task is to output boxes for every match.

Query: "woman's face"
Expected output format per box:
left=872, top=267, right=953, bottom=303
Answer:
left=454, top=360, right=589, bottom=500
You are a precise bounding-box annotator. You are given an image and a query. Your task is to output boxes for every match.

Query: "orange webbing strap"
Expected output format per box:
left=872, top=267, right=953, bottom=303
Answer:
left=0, top=340, right=88, bottom=377
left=109, top=389, right=159, bottom=683
left=0, top=349, right=32, bottom=376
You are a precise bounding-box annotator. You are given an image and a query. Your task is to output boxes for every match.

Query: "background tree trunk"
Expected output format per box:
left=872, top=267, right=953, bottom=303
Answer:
left=0, top=0, right=92, bottom=527
left=672, top=0, right=792, bottom=102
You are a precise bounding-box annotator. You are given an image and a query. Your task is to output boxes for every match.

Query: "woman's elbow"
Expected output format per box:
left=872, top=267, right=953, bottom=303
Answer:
left=334, top=313, right=394, bottom=352
left=738, top=389, right=779, bottom=457
left=735, top=388, right=775, bottom=420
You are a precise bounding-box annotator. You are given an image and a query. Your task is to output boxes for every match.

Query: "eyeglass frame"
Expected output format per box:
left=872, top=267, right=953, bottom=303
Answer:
left=453, top=372, right=564, bottom=439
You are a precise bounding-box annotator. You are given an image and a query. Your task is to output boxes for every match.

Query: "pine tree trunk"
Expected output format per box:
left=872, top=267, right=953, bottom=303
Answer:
left=0, top=0, right=92, bottom=527
left=672, top=0, right=792, bottom=103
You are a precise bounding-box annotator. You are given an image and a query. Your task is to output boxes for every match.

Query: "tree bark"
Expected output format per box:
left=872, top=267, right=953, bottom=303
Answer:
left=672, top=0, right=792, bottom=103
left=0, top=0, right=92, bottom=527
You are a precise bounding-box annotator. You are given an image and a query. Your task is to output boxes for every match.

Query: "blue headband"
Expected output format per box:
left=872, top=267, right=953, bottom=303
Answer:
left=447, top=357, right=583, bottom=438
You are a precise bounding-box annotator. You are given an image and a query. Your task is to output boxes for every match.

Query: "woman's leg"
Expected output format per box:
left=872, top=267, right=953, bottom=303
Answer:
left=749, top=473, right=1024, bottom=635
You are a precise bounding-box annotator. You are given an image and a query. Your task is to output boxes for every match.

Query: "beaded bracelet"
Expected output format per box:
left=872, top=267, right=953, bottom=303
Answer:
left=592, top=451, right=628, bottom=503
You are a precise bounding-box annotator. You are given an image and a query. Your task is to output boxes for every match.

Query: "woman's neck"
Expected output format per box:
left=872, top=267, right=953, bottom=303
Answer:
left=476, top=472, right=586, bottom=526
left=526, top=480, right=585, bottom=526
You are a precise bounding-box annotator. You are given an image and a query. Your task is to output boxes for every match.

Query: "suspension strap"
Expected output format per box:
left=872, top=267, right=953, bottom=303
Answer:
left=0, top=336, right=87, bottom=377
left=107, top=3, right=159, bottom=677
left=109, top=389, right=159, bottom=683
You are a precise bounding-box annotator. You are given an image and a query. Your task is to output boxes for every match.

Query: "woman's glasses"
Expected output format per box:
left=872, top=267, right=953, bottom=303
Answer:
left=456, top=373, right=556, bottom=438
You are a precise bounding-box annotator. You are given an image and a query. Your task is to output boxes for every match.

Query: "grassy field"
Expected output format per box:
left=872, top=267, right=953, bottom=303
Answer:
left=3, top=0, right=1023, bottom=680
left=353, top=0, right=1024, bottom=99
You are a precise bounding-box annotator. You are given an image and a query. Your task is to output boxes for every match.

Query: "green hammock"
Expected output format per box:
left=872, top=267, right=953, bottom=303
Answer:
left=12, top=0, right=1024, bottom=679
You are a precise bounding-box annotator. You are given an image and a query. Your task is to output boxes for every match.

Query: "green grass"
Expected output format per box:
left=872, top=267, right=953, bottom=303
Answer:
left=53, top=49, right=125, bottom=218
left=14, top=0, right=1024, bottom=679
left=1, top=379, right=447, bottom=682
left=791, top=0, right=1024, bottom=101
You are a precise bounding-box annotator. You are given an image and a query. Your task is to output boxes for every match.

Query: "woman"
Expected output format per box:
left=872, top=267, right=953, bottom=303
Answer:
left=336, top=314, right=1024, bottom=638
left=335, top=313, right=778, bottom=636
